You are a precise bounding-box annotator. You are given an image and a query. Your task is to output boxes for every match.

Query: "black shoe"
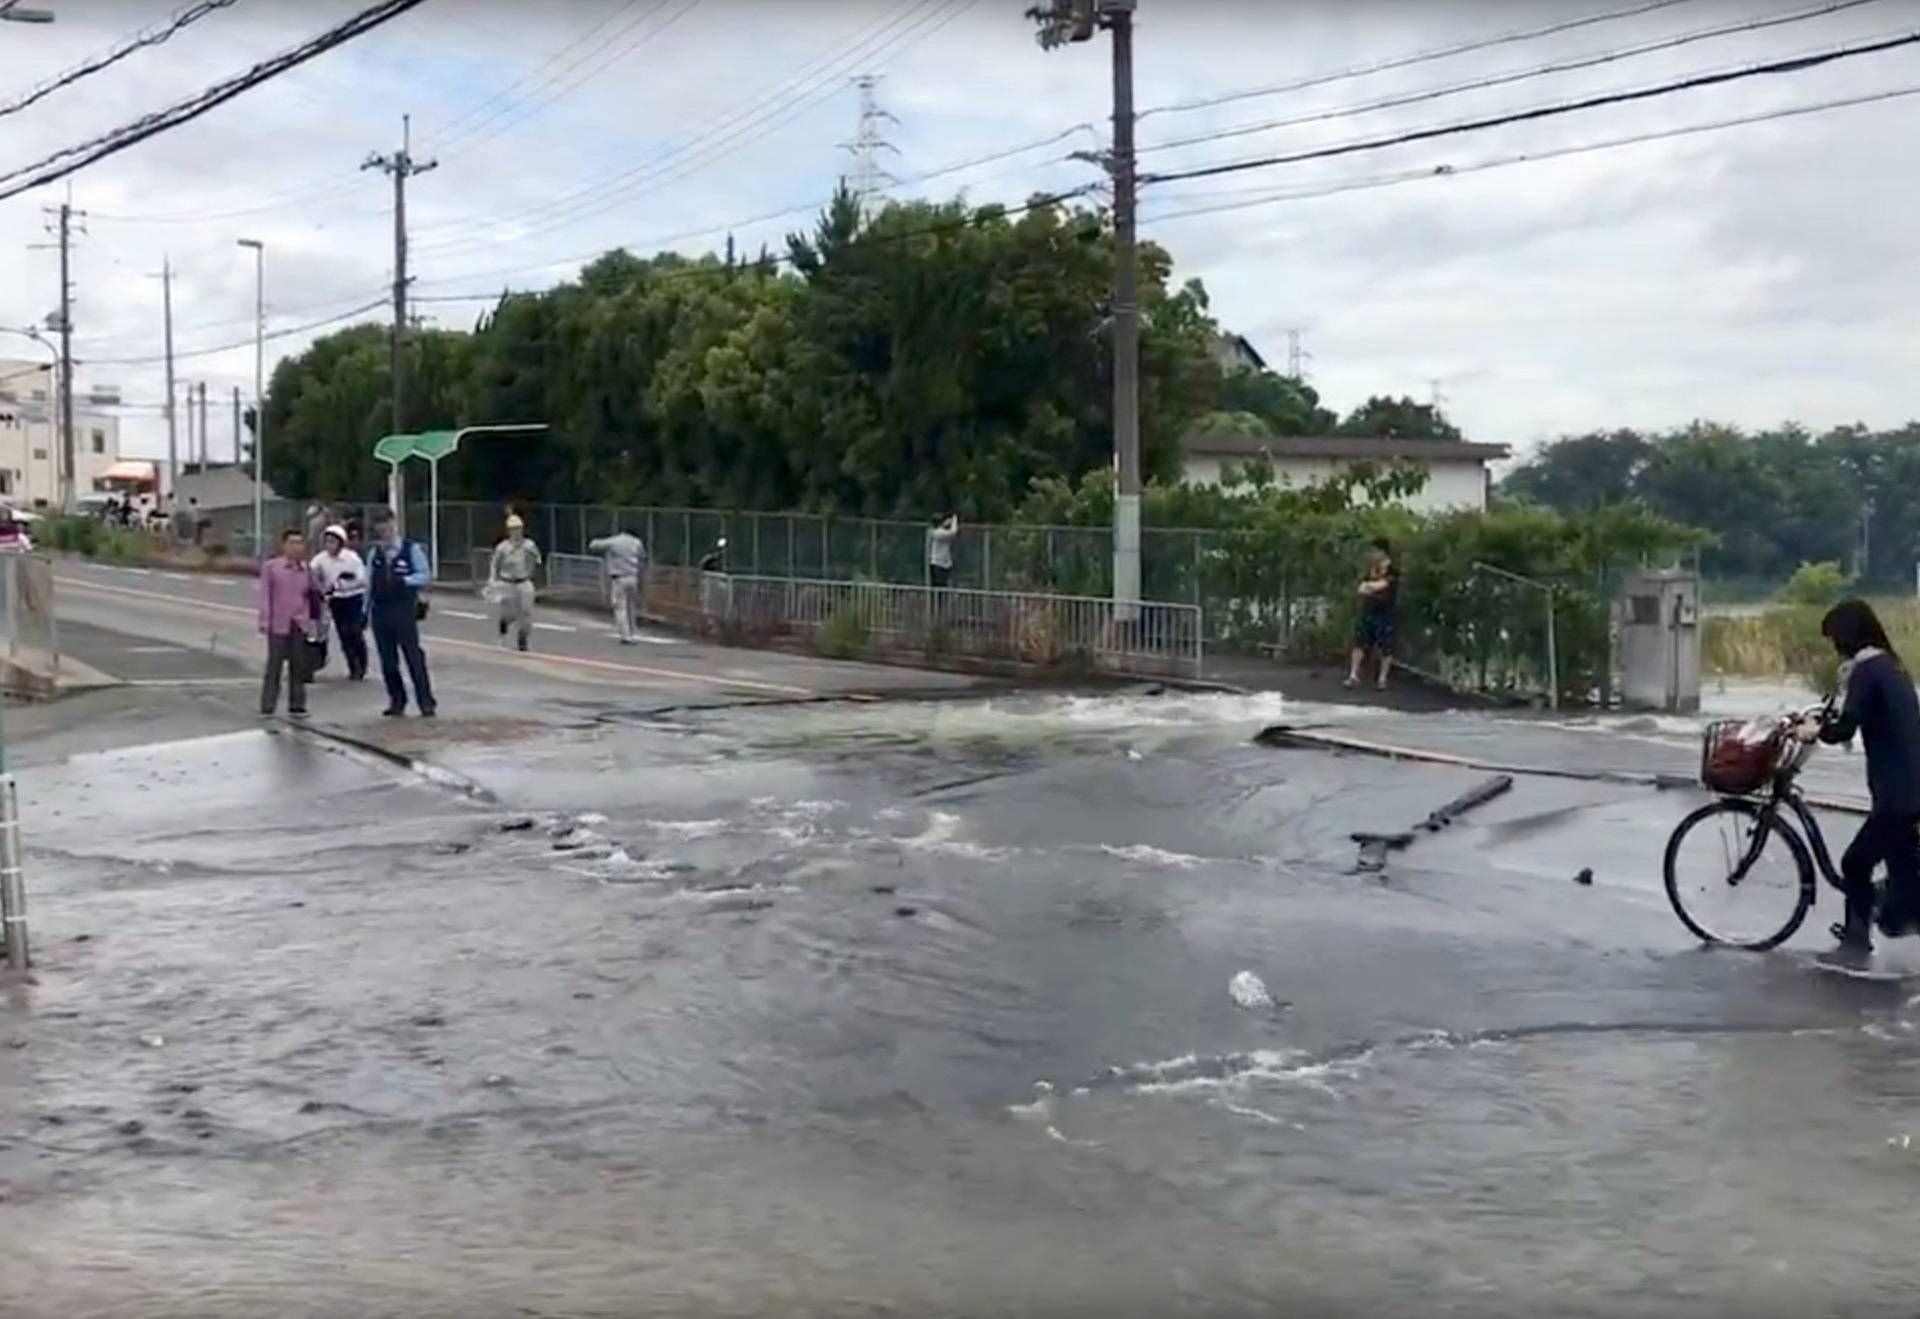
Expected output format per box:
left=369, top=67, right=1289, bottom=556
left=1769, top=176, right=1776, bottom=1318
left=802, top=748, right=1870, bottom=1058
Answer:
left=498, top=620, right=508, bottom=637
left=1831, top=919, right=1875, bottom=954
left=382, top=705, right=406, bottom=718
left=289, top=708, right=308, bottom=719
left=517, top=636, right=529, bottom=652
left=419, top=707, right=437, bottom=719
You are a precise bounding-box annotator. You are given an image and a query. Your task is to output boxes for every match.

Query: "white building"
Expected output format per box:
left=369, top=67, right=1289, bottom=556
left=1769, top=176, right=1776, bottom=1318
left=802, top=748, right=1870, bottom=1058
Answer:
left=0, top=357, right=123, bottom=508
left=1181, top=433, right=1511, bottom=515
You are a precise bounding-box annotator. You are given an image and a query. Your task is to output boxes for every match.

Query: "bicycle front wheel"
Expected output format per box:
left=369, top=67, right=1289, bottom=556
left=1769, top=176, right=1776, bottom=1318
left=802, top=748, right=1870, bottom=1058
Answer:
left=1664, top=798, right=1815, bottom=950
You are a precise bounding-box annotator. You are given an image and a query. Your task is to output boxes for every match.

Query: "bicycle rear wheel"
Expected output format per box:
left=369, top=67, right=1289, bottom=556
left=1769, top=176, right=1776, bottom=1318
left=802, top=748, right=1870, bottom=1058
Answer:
left=1664, top=798, right=1815, bottom=949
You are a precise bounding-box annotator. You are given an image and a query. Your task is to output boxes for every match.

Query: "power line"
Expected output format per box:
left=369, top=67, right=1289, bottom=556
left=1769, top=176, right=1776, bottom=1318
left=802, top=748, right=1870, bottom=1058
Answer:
left=82, top=296, right=391, bottom=368
left=410, top=129, right=1079, bottom=295
left=425, top=0, right=705, bottom=161
left=1139, top=27, right=1920, bottom=187
left=0, top=0, right=429, bottom=203
left=421, top=0, right=657, bottom=144
left=1138, top=0, right=1706, bottom=122
left=410, top=0, right=974, bottom=255
left=83, top=5, right=676, bottom=227
left=1141, top=81, right=1920, bottom=225
left=409, top=185, right=1102, bottom=305
left=0, top=0, right=240, bottom=123
left=1137, top=0, right=1891, bottom=157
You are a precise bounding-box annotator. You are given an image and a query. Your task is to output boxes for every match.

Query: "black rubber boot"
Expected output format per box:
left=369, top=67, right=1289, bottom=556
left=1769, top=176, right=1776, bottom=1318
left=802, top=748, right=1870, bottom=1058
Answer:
left=1832, top=899, right=1875, bottom=954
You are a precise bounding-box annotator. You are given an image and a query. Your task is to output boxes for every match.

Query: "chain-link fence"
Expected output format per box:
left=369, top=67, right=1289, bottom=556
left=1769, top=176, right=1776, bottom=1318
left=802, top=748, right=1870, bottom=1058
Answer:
left=411, top=499, right=1624, bottom=702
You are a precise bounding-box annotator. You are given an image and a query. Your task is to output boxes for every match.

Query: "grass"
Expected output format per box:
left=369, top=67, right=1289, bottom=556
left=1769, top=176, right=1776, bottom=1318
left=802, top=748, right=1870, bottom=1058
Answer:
left=1703, top=597, right=1920, bottom=693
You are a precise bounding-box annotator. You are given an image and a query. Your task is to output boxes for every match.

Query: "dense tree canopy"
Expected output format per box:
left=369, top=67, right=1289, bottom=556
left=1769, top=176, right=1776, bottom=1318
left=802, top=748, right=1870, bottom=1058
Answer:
left=263, top=188, right=1310, bottom=523
left=1504, top=422, right=1920, bottom=591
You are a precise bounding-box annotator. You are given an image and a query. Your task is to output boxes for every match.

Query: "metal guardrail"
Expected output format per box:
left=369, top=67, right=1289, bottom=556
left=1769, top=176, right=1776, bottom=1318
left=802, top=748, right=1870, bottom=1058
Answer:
left=718, top=575, right=1203, bottom=680
left=546, top=551, right=608, bottom=605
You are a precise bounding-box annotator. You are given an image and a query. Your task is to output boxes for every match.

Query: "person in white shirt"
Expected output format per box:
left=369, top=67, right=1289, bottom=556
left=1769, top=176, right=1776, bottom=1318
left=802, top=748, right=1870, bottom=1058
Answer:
left=309, top=523, right=369, bottom=681
left=587, top=527, right=648, bottom=645
left=926, top=514, right=958, bottom=589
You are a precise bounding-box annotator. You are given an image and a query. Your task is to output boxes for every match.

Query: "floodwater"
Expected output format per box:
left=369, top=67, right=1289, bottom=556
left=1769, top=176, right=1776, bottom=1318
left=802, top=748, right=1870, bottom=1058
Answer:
left=5, top=687, right=1920, bottom=1317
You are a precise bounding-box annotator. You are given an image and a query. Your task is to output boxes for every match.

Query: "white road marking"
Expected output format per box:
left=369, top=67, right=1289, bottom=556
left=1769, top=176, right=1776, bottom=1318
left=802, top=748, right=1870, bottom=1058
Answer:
left=124, top=645, right=184, bottom=654
left=56, top=574, right=815, bottom=697
left=161, top=572, right=191, bottom=582
left=441, top=609, right=487, bottom=620
left=531, top=622, right=575, bottom=633
left=125, top=567, right=154, bottom=576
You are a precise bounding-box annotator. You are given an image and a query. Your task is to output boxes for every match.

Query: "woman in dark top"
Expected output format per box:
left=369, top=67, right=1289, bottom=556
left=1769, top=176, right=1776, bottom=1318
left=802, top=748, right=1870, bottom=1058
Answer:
left=1345, top=538, right=1399, bottom=692
left=1816, top=599, right=1920, bottom=950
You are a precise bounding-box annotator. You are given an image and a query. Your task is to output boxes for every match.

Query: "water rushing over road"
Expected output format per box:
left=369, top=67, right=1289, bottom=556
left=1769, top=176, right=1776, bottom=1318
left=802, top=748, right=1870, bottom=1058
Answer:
left=4, top=689, right=1919, bottom=1316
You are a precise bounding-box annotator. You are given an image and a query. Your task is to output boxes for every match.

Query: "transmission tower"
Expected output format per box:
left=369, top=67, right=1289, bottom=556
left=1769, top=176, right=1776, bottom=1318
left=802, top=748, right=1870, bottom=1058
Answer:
left=841, top=75, right=899, bottom=215
left=1285, top=328, right=1313, bottom=381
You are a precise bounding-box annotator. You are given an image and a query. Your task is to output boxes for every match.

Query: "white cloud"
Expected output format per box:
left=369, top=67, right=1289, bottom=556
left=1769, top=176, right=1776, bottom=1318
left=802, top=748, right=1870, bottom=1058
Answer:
left=0, top=0, right=1912, bottom=470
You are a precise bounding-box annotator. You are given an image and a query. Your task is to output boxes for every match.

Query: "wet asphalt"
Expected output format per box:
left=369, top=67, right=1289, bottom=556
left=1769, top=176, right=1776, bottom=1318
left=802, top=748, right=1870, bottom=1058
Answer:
left=4, top=571, right=1920, bottom=1317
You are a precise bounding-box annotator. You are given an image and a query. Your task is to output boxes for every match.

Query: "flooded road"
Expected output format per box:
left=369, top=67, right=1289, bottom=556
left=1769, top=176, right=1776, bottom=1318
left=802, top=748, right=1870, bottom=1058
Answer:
left=5, top=689, right=1920, bottom=1317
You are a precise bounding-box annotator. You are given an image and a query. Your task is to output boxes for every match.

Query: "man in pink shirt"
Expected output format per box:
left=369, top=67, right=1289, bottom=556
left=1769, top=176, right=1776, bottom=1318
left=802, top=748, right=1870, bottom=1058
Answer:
left=258, top=528, right=317, bottom=717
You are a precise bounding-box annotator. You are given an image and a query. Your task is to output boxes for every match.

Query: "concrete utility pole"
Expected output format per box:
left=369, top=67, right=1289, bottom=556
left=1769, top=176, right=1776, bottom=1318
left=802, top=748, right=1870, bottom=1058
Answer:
left=362, top=114, right=436, bottom=433
left=1029, top=0, right=1139, bottom=618
left=196, top=381, right=208, bottom=472
left=160, top=257, right=177, bottom=496
left=231, top=386, right=241, bottom=464
left=34, top=201, right=83, bottom=512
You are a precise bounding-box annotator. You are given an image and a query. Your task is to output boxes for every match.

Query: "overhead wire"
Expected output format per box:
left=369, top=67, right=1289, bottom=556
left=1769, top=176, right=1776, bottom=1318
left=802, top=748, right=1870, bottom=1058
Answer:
left=81, top=296, right=392, bottom=367
left=1137, top=0, right=1708, bottom=121
left=423, top=0, right=706, bottom=161
left=1140, top=81, right=1920, bottom=225
left=1139, top=27, right=1920, bottom=187
left=0, top=0, right=429, bottom=202
left=1137, top=0, right=1891, bottom=157
left=0, top=0, right=242, bottom=122
left=409, top=0, right=977, bottom=255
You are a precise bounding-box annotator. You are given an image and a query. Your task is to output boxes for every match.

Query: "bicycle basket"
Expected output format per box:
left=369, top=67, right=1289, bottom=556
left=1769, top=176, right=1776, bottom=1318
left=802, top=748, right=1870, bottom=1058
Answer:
left=1701, top=718, right=1784, bottom=795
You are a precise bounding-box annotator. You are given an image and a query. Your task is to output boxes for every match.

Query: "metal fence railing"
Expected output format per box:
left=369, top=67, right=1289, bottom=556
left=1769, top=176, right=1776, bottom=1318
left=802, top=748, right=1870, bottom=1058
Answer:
left=717, top=575, right=1204, bottom=681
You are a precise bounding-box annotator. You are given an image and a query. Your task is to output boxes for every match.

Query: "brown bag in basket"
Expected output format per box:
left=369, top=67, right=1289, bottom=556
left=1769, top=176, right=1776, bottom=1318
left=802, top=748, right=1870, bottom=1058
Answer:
left=1701, top=719, right=1782, bottom=795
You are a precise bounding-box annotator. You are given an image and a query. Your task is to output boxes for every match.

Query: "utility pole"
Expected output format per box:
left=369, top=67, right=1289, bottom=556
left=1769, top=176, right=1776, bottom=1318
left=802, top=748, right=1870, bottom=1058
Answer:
left=196, top=382, right=208, bottom=468
left=231, top=386, right=241, bottom=464
left=363, top=114, right=436, bottom=433
left=1030, top=0, right=1139, bottom=618
left=34, top=201, right=83, bottom=512
left=841, top=75, right=899, bottom=216
left=160, top=257, right=177, bottom=496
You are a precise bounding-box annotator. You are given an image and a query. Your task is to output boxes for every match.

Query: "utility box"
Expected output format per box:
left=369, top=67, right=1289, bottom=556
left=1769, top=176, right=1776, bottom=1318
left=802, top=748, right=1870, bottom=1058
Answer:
left=1618, top=569, right=1701, bottom=713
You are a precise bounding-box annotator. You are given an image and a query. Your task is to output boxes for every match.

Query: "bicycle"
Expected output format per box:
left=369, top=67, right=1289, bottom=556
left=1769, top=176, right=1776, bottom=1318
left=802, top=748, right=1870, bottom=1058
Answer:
left=1664, top=704, right=1851, bottom=949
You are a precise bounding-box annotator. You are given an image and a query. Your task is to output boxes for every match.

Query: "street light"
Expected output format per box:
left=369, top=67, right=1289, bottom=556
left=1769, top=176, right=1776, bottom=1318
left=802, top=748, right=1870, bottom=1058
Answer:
left=237, top=238, right=264, bottom=560
left=0, top=3, right=57, bottom=23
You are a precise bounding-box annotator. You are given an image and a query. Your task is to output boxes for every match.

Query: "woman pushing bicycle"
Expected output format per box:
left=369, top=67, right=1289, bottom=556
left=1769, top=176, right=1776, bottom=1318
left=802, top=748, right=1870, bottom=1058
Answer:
left=1803, top=599, right=1920, bottom=952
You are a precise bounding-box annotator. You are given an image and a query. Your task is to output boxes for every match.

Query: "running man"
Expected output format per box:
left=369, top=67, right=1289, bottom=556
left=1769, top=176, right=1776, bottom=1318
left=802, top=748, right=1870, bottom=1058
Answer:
left=588, top=525, right=648, bottom=645
left=489, top=512, right=543, bottom=652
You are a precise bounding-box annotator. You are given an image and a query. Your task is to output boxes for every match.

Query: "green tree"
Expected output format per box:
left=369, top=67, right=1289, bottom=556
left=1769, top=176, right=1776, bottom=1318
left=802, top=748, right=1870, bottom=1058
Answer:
left=1336, top=394, right=1463, bottom=441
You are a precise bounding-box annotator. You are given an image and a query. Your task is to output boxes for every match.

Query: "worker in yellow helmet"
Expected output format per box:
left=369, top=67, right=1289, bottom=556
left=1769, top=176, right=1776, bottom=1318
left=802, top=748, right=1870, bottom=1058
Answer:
left=489, top=511, right=543, bottom=652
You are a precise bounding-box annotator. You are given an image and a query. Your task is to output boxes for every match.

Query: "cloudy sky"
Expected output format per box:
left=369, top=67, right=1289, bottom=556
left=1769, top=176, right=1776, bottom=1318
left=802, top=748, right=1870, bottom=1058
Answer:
left=0, top=0, right=1915, bottom=469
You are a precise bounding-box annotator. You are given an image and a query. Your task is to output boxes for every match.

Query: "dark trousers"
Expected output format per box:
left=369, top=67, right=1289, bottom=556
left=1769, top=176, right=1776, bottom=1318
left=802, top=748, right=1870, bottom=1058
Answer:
left=1839, top=811, right=1920, bottom=921
left=260, top=629, right=309, bottom=715
left=329, top=596, right=368, bottom=679
left=371, top=604, right=435, bottom=713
